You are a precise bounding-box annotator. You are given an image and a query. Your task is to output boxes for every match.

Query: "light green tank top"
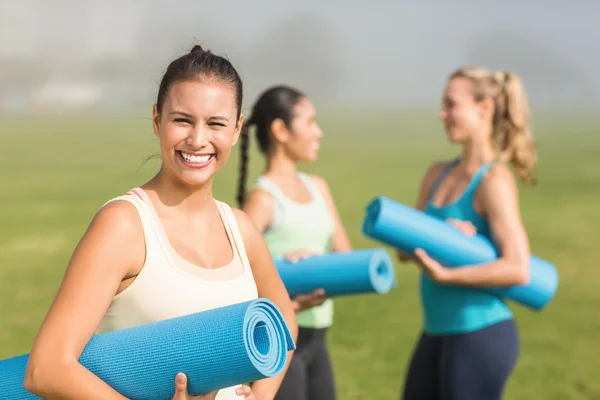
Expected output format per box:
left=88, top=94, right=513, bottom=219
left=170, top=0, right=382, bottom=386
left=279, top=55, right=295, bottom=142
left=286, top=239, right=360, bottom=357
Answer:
left=252, top=173, right=335, bottom=329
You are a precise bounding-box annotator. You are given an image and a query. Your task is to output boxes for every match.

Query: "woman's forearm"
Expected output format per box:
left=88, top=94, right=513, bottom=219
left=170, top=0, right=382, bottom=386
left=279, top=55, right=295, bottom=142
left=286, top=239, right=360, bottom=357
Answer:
left=251, top=358, right=291, bottom=400
left=25, top=360, right=128, bottom=400
left=443, top=258, right=529, bottom=288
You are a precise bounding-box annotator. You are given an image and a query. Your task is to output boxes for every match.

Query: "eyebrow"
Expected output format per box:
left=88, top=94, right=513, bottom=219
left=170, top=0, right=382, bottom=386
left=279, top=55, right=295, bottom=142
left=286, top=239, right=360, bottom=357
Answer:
left=169, top=111, right=229, bottom=122
left=170, top=111, right=194, bottom=118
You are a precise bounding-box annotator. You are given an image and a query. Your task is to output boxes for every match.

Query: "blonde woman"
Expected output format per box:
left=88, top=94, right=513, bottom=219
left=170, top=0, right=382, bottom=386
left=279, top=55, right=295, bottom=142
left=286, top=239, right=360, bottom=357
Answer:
left=399, top=67, right=537, bottom=400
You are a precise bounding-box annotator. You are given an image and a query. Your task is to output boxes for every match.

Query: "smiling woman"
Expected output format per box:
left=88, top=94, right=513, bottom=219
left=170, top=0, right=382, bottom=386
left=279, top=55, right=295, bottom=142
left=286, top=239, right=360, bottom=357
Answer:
left=22, top=45, right=298, bottom=400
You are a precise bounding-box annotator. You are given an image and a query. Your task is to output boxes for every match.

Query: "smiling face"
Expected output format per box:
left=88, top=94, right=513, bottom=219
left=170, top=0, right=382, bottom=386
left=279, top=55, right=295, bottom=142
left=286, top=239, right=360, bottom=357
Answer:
left=152, top=80, right=242, bottom=187
left=439, top=76, right=493, bottom=144
left=276, top=97, right=323, bottom=163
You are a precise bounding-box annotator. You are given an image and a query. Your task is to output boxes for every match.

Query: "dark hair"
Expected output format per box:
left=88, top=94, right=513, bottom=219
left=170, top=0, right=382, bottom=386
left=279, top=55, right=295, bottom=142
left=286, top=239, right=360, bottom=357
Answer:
left=156, top=45, right=243, bottom=119
left=236, top=85, right=305, bottom=207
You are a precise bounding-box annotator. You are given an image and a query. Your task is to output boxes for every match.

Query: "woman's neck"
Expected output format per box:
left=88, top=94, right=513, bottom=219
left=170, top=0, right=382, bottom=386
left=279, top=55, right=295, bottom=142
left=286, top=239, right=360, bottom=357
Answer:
left=459, top=135, right=496, bottom=174
left=265, top=149, right=298, bottom=180
left=144, top=168, right=214, bottom=214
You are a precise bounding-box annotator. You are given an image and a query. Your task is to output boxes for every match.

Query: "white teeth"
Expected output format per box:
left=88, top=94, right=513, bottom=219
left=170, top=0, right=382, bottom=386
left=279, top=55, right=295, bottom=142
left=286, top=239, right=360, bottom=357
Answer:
left=181, top=152, right=211, bottom=164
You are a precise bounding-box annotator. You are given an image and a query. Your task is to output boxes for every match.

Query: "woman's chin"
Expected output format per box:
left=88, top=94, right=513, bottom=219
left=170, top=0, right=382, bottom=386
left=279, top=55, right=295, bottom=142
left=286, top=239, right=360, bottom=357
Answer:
left=294, top=151, right=319, bottom=164
left=172, top=168, right=217, bottom=188
left=445, top=131, right=467, bottom=144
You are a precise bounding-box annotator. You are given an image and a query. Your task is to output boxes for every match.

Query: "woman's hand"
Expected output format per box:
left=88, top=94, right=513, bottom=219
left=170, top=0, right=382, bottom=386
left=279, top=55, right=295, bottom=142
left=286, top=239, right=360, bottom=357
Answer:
left=171, top=373, right=218, bottom=400
left=283, top=250, right=317, bottom=263
left=413, top=248, right=452, bottom=284
left=446, top=218, right=477, bottom=237
left=397, top=219, right=475, bottom=274
left=291, top=288, right=327, bottom=312
left=396, top=249, right=415, bottom=263
left=236, top=384, right=268, bottom=399
left=410, top=219, right=474, bottom=283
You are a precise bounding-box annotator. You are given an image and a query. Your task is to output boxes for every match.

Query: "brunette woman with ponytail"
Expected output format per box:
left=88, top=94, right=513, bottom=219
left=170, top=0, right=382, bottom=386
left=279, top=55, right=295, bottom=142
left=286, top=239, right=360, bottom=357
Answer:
left=398, top=66, right=538, bottom=400
left=237, top=85, right=352, bottom=400
left=23, top=46, right=296, bottom=400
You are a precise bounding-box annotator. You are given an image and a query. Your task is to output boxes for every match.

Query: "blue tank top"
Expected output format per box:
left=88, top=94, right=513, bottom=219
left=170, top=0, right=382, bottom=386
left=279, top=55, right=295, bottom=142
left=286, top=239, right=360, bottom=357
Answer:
left=421, top=159, right=513, bottom=335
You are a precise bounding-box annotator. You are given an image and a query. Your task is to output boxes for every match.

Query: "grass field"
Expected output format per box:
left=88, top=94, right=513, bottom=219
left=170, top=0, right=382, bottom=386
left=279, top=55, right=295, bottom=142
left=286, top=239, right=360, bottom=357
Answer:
left=1, top=110, right=599, bottom=399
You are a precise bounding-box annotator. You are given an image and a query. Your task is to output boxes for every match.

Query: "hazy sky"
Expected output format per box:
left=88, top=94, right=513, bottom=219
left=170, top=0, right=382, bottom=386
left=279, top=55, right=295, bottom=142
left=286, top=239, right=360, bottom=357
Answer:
left=1, top=0, right=598, bottom=110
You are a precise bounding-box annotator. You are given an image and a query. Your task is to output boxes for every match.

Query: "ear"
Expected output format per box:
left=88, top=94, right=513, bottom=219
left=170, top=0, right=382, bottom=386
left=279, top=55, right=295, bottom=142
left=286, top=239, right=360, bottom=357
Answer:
left=270, top=118, right=291, bottom=144
left=232, top=113, right=244, bottom=146
left=152, top=104, right=161, bottom=138
left=478, top=96, right=496, bottom=120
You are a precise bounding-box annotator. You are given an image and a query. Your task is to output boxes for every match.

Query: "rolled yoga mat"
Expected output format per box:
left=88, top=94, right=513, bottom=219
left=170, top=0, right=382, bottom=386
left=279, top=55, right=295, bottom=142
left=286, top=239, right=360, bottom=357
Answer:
left=0, top=298, right=295, bottom=400
left=362, top=196, right=558, bottom=310
left=274, top=249, right=396, bottom=298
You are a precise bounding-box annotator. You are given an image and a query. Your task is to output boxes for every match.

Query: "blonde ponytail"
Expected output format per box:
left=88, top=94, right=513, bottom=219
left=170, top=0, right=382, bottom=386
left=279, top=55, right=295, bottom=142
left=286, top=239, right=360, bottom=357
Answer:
left=494, top=71, right=537, bottom=185
left=450, top=67, right=538, bottom=185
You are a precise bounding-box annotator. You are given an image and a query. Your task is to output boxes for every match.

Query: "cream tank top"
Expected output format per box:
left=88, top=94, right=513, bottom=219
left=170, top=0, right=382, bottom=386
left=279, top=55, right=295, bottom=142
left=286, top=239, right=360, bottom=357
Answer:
left=96, top=188, right=258, bottom=400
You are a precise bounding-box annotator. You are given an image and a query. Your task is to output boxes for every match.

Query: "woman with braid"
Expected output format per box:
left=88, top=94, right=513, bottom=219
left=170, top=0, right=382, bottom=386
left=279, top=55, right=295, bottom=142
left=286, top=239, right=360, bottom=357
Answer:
left=399, top=66, right=538, bottom=400
left=236, top=85, right=352, bottom=400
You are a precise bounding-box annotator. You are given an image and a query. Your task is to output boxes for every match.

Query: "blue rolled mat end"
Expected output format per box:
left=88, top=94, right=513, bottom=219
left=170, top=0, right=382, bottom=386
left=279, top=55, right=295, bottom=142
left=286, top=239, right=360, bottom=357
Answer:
left=0, top=298, right=295, bottom=400
left=274, top=249, right=396, bottom=298
left=362, top=196, right=559, bottom=311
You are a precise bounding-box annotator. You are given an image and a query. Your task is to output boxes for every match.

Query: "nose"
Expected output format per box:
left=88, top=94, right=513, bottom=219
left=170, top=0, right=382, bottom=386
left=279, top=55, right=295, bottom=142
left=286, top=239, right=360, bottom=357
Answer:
left=315, top=124, right=324, bottom=140
left=186, top=124, right=210, bottom=148
left=439, top=109, right=447, bottom=121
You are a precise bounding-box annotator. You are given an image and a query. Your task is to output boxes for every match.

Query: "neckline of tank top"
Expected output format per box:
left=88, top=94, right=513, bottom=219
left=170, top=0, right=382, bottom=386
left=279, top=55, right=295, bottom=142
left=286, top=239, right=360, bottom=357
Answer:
left=427, top=159, right=494, bottom=210
left=257, top=173, right=319, bottom=207
left=127, top=187, right=248, bottom=283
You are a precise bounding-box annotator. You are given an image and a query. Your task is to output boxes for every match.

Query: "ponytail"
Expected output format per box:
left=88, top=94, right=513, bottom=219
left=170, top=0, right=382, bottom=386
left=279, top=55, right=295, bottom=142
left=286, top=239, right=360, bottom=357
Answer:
left=494, top=71, right=537, bottom=185
left=236, top=118, right=253, bottom=207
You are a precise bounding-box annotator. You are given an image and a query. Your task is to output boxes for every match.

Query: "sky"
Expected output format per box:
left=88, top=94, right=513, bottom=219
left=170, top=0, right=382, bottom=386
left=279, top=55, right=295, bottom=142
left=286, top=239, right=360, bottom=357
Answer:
left=0, top=0, right=598, bottom=111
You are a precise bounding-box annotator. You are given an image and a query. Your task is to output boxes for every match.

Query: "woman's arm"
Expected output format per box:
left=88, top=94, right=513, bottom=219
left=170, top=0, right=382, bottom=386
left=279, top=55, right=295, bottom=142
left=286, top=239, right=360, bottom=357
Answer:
left=415, top=165, right=530, bottom=287
left=308, top=175, right=352, bottom=252
left=24, top=201, right=145, bottom=399
left=241, top=189, right=275, bottom=234
left=234, top=209, right=298, bottom=400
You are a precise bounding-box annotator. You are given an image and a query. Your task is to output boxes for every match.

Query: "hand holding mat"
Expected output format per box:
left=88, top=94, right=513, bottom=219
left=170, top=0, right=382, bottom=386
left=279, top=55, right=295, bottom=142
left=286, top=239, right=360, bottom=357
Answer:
left=0, top=298, right=295, bottom=400
left=362, top=196, right=558, bottom=310
left=274, top=249, right=396, bottom=298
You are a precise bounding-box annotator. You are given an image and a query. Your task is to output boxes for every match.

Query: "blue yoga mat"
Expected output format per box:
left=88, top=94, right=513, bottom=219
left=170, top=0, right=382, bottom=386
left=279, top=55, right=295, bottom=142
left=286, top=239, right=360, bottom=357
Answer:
left=362, top=196, right=559, bottom=310
left=274, top=249, right=396, bottom=298
left=0, top=299, right=295, bottom=400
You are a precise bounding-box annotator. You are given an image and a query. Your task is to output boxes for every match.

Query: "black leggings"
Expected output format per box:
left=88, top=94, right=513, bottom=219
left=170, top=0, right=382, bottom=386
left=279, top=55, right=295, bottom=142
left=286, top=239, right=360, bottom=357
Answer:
left=275, top=327, right=336, bottom=400
left=402, top=319, right=520, bottom=400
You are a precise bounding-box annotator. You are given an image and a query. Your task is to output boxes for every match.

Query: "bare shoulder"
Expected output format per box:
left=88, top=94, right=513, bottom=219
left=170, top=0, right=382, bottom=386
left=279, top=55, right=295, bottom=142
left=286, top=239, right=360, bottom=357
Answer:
left=67, top=197, right=145, bottom=280
left=480, top=163, right=518, bottom=194
left=424, top=160, right=452, bottom=183
left=230, top=207, right=261, bottom=240
left=476, top=163, right=521, bottom=218
left=91, top=199, right=143, bottom=235
left=305, top=173, right=331, bottom=196
left=242, top=188, right=275, bottom=210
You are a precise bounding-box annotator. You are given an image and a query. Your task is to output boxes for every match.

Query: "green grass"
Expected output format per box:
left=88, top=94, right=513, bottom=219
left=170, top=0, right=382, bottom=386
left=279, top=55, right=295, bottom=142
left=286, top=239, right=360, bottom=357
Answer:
left=0, top=110, right=599, bottom=399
